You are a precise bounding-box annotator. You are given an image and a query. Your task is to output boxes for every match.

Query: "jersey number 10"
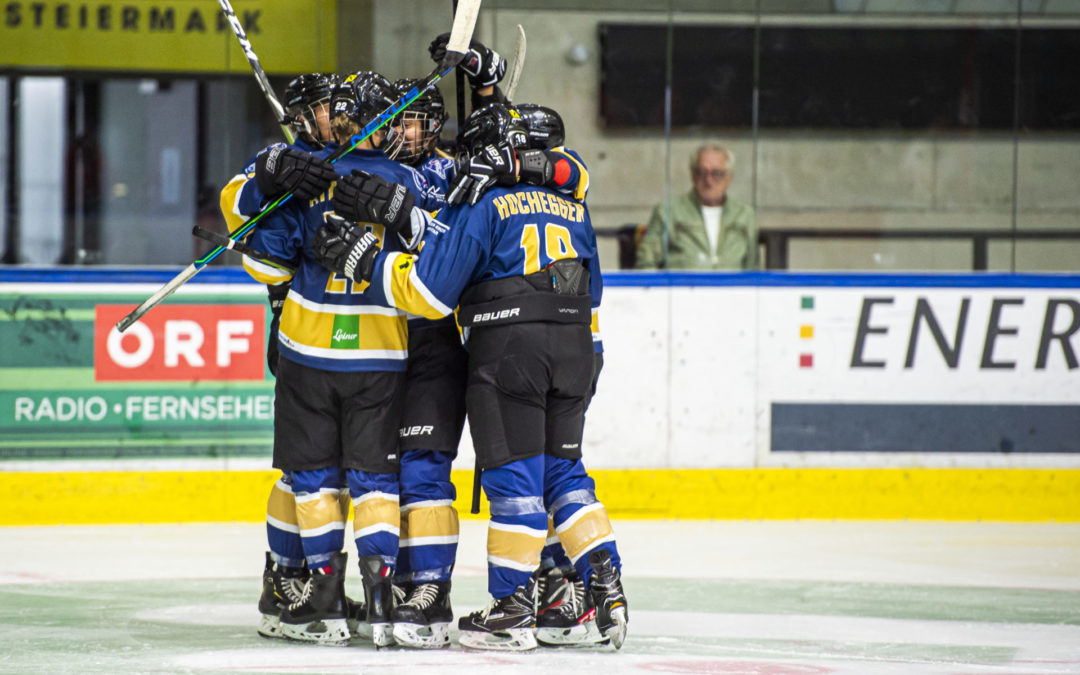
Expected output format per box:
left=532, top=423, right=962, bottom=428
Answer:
left=520, top=223, right=579, bottom=274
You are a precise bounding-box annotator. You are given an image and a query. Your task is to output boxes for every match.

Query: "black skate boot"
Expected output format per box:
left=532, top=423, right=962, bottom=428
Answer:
left=357, top=555, right=398, bottom=647
left=533, top=566, right=569, bottom=618
left=391, top=581, right=453, bottom=648
left=587, top=549, right=628, bottom=649
left=257, top=551, right=309, bottom=639
left=457, top=586, right=537, bottom=651
left=536, top=571, right=608, bottom=647
left=279, top=551, right=351, bottom=645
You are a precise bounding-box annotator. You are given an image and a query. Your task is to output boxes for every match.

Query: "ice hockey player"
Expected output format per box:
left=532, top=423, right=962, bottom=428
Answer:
left=218, top=72, right=357, bottom=642
left=238, top=70, right=440, bottom=647
left=310, top=103, right=628, bottom=652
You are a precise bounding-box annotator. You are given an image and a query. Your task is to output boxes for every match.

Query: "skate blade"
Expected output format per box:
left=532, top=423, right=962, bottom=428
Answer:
left=392, top=621, right=451, bottom=649
left=257, top=613, right=283, bottom=639
left=371, top=622, right=395, bottom=648
left=458, top=628, right=537, bottom=652
left=280, top=618, right=351, bottom=646
left=536, top=621, right=608, bottom=647
left=603, top=607, right=628, bottom=650
left=348, top=618, right=373, bottom=641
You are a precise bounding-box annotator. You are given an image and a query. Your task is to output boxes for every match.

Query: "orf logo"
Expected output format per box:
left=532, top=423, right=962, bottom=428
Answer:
left=94, top=305, right=266, bottom=381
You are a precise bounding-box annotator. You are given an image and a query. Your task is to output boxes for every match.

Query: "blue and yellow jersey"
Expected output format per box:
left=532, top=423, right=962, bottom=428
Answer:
left=417, top=155, right=456, bottom=205
left=240, top=146, right=437, bottom=373
left=545, top=147, right=597, bottom=349
left=365, top=183, right=603, bottom=325
left=548, top=147, right=590, bottom=202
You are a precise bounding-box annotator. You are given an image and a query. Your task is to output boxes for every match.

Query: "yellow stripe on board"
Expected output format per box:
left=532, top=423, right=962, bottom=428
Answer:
left=1, top=468, right=1078, bottom=526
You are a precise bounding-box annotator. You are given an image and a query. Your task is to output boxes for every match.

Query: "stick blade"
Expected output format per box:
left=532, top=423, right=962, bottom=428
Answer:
left=441, top=0, right=482, bottom=69
left=505, top=24, right=527, bottom=101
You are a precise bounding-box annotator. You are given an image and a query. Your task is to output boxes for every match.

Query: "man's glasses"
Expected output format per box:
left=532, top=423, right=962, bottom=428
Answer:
left=692, top=168, right=728, bottom=180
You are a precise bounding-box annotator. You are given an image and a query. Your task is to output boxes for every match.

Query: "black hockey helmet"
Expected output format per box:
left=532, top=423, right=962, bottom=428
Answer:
left=330, top=70, right=397, bottom=125
left=514, top=104, right=565, bottom=150
left=458, top=103, right=529, bottom=155
left=283, top=72, right=338, bottom=146
left=385, top=78, right=449, bottom=166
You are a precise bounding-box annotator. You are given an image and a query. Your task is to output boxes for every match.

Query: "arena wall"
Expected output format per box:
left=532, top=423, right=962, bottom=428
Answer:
left=1, top=268, right=1077, bottom=523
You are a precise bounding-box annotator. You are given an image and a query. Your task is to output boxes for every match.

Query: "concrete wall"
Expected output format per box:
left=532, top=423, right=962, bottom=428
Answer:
left=362, top=4, right=1080, bottom=272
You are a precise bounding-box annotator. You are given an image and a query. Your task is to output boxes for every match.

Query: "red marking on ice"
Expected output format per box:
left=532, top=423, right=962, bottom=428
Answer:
left=799, top=353, right=813, bottom=368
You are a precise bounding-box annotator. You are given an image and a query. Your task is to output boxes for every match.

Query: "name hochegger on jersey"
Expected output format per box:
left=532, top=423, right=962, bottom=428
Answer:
left=491, top=190, right=584, bottom=222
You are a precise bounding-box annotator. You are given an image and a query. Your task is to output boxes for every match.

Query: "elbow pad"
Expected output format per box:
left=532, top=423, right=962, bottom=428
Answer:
left=517, top=149, right=555, bottom=187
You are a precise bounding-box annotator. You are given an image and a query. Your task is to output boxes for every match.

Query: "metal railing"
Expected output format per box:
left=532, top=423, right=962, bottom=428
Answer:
left=600, top=225, right=1080, bottom=271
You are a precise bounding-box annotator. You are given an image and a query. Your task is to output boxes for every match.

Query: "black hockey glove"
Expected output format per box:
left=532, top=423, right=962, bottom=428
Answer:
left=254, top=145, right=337, bottom=201
left=429, top=33, right=507, bottom=88
left=312, top=214, right=380, bottom=284
left=447, top=143, right=518, bottom=206
left=331, top=170, right=415, bottom=235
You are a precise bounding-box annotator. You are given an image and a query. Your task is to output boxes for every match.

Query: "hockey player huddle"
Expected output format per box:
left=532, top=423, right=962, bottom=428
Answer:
left=219, top=34, right=627, bottom=652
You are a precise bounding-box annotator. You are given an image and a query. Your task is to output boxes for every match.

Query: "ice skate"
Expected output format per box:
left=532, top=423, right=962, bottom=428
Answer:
left=533, top=566, right=570, bottom=617
left=391, top=581, right=453, bottom=648
left=346, top=595, right=371, bottom=640
left=587, top=549, right=628, bottom=649
left=457, top=586, right=537, bottom=651
left=536, top=572, right=608, bottom=647
left=358, top=555, right=398, bottom=647
left=256, top=551, right=309, bottom=639
left=279, top=551, right=351, bottom=645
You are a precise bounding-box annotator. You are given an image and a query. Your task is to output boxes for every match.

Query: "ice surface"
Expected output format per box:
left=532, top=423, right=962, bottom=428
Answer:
left=1, top=520, right=1078, bottom=674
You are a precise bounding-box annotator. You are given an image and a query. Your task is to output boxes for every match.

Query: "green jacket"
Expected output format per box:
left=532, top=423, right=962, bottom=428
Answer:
left=635, top=190, right=758, bottom=270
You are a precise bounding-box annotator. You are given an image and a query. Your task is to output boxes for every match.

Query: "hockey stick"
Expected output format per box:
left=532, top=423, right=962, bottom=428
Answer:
left=218, top=0, right=294, bottom=144
left=504, top=24, right=527, bottom=101
left=115, top=0, right=482, bottom=333
left=192, top=226, right=296, bottom=272
left=453, top=0, right=467, bottom=152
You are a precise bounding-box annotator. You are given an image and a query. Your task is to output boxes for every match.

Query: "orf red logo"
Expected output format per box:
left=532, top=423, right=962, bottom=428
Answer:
left=94, top=305, right=266, bottom=381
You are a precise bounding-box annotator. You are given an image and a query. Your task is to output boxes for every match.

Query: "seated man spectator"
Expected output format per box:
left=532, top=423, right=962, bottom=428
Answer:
left=635, top=144, right=758, bottom=270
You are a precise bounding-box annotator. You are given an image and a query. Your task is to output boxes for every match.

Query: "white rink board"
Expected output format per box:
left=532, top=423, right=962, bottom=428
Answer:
left=557, top=280, right=1080, bottom=471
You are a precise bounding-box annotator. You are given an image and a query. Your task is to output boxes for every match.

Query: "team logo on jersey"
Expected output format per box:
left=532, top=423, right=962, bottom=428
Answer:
left=330, top=315, right=360, bottom=349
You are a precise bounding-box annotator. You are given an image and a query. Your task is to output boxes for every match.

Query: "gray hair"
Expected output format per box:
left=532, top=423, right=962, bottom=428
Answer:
left=691, top=144, right=735, bottom=172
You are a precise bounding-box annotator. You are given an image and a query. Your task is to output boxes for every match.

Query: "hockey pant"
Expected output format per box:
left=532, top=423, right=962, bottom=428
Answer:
left=396, top=449, right=459, bottom=585
left=483, top=455, right=620, bottom=598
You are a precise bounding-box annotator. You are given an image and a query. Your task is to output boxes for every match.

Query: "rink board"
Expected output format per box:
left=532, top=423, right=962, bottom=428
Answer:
left=1, top=268, right=1079, bottom=522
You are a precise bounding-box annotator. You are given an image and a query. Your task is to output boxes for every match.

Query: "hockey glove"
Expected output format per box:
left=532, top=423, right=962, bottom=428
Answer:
left=254, top=145, right=337, bottom=201
left=429, top=33, right=507, bottom=88
left=312, top=214, right=379, bottom=284
left=332, top=170, right=416, bottom=235
left=446, top=143, right=518, bottom=206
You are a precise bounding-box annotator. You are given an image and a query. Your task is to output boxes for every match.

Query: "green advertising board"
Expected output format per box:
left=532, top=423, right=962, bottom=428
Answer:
left=0, top=269, right=274, bottom=460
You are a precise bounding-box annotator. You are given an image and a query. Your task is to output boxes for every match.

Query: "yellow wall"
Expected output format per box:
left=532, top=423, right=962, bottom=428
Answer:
left=0, top=0, right=336, bottom=73
left=3, top=468, right=1078, bottom=525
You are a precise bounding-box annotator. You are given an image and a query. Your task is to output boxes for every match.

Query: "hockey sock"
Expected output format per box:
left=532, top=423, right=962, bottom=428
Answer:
left=291, top=467, right=348, bottom=570
left=266, top=472, right=305, bottom=568
left=399, top=449, right=459, bottom=583
left=346, top=468, right=400, bottom=567
left=482, top=456, right=547, bottom=598
left=544, top=456, right=621, bottom=585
